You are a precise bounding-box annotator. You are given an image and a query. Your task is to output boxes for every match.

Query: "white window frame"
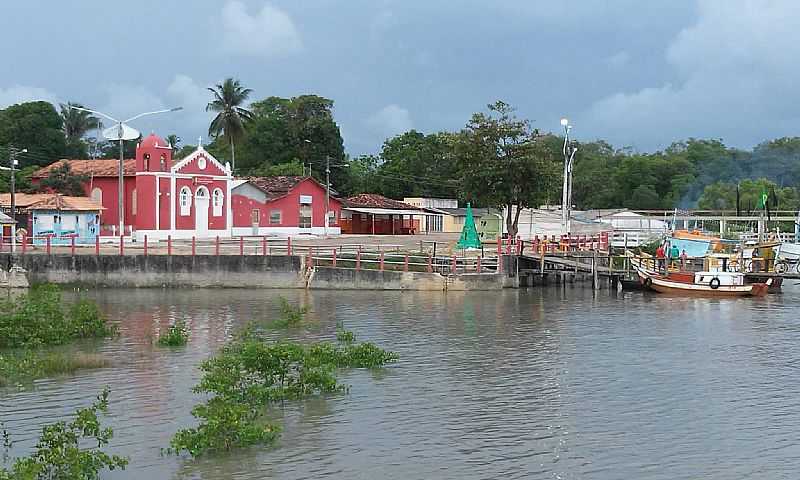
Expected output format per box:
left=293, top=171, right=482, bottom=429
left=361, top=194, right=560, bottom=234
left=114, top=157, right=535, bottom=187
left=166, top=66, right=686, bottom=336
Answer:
left=91, top=187, right=102, bottom=203
left=179, top=187, right=192, bottom=216
left=269, top=209, right=282, bottom=225
left=212, top=188, right=224, bottom=216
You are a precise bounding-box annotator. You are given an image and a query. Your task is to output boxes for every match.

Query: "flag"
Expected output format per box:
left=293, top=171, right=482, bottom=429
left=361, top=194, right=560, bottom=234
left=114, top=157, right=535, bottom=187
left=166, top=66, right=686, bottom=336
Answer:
left=757, top=190, right=768, bottom=210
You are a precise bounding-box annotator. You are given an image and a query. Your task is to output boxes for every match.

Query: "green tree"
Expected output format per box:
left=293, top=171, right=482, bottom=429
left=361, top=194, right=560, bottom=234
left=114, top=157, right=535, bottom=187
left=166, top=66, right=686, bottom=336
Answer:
left=59, top=102, right=98, bottom=158
left=0, top=101, right=68, bottom=167
left=207, top=78, right=254, bottom=173
left=374, top=130, right=459, bottom=199
left=455, top=101, right=557, bottom=238
left=37, top=163, right=90, bottom=196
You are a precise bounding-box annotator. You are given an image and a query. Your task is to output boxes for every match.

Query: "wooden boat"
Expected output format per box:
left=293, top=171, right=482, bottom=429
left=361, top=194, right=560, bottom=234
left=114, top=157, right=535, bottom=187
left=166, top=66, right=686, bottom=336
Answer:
left=633, top=263, right=770, bottom=297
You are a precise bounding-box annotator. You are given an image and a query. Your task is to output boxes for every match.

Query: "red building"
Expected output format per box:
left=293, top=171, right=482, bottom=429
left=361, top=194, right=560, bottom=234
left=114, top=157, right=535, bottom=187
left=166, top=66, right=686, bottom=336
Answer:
left=33, top=134, right=234, bottom=240
left=33, top=134, right=348, bottom=239
left=231, top=176, right=342, bottom=235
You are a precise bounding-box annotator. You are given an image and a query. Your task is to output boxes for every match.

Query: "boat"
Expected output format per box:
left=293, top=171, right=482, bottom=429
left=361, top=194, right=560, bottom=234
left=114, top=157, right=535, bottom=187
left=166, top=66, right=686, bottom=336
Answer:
left=633, top=262, right=770, bottom=297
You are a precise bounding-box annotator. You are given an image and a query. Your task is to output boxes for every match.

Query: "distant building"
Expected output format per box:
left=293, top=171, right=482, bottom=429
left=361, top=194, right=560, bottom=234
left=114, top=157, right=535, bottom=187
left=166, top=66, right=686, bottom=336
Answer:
left=342, top=194, right=426, bottom=234
left=231, top=176, right=342, bottom=236
left=0, top=193, right=102, bottom=244
left=403, top=197, right=458, bottom=233
left=0, top=211, right=15, bottom=240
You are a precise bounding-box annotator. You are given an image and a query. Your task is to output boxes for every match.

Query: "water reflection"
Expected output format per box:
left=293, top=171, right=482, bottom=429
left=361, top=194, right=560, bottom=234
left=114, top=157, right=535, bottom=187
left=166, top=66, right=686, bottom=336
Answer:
left=1, top=286, right=799, bottom=479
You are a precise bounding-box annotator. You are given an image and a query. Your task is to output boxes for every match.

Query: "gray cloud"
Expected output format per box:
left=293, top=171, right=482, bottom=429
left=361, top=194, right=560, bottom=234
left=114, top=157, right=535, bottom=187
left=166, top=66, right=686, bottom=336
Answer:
left=219, top=0, right=302, bottom=58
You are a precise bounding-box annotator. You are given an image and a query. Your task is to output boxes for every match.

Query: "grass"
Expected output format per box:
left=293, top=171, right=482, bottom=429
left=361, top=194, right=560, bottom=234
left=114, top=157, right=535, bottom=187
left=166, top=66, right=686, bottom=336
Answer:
left=156, top=320, right=189, bottom=347
left=0, top=350, right=110, bottom=387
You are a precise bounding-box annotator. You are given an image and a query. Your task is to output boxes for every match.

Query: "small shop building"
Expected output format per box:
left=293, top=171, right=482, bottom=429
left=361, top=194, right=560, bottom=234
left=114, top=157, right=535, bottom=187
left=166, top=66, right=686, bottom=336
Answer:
left=341, top=194, right=426, bottom=235
left=0, top=211, right=15, bottom=240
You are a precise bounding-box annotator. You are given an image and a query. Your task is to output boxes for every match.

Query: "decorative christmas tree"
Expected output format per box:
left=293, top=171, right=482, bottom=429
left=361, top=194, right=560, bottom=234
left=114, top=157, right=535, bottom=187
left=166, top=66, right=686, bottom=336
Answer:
left=456, top=203, right=482, bottom=249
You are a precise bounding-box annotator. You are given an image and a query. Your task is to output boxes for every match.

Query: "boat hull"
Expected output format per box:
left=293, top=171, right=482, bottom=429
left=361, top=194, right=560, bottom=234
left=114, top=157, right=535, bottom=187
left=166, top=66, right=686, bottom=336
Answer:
left=634, top=265, right=768, bottom=297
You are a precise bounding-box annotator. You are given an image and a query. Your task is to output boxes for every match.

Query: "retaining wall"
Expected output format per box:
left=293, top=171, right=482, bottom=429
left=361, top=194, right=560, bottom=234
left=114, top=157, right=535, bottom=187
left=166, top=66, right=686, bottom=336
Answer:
left=0, top=254, right=511, bottom=290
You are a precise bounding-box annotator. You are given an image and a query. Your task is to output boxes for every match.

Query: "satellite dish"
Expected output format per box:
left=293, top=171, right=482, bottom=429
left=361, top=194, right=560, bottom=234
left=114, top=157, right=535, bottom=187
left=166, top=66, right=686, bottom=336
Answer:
left=103, top=123, right=140, bottom=141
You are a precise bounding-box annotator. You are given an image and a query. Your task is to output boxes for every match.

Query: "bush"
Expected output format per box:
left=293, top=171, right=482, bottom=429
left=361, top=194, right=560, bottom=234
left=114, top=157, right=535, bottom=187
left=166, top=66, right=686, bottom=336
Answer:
left=0, top=285, right=115, bottom=349
left=0, top=388, right=128, bottom=479
left=169, top=328, right=397, bottom=457
left=156, top=320, right=189, bottom=347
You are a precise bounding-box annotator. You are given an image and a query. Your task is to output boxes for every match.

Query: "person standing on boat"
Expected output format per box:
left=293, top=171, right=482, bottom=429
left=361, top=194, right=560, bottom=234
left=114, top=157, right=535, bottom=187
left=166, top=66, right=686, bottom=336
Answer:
left=680, top=249, right=688, bottom=270
left=656, top=243, right=666, bottom=272
left=670, top=243, right=680, bottom=269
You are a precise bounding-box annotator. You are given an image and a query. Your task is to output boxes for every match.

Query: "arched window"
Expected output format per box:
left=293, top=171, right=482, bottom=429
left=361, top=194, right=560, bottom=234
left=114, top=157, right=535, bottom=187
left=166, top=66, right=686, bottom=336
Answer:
left=143, top=153, right=150, bottom=171
left=91, top=187, right=102, bottom=203
left=179, top=187, right=192, bottom=216
left=212, top=188, right=224, bottom=216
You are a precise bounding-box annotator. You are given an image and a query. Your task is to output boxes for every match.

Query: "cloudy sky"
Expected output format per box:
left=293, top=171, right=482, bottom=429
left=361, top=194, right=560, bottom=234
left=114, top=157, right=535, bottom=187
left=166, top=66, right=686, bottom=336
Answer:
left=1, top=0, right=797, bottom=155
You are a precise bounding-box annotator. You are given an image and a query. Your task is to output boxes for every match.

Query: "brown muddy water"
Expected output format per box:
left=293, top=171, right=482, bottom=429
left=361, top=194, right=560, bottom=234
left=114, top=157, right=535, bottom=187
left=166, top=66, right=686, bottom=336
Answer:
left=2, top=285, right=800, bottom=479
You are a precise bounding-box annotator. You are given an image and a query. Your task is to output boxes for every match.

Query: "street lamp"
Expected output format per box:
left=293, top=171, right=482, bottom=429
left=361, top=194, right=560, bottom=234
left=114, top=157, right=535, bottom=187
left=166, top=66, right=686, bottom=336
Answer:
left=70, top=105, right=182, bottom=237
left=325, top=155, right=349, bottom=237
left=560, top=118, right=578, bottom=235
left=1, top=147, right=26, bottom=253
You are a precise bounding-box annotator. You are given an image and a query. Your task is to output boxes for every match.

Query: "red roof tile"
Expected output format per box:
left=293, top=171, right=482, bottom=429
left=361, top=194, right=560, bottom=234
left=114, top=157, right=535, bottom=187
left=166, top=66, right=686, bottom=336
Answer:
left=241, top=176, right=336, bottom=202
left=344, top=194, right=416, bottom=210
left=0, top=193, right=103, bottom=211
left=32, top=159, right=136, bottom=178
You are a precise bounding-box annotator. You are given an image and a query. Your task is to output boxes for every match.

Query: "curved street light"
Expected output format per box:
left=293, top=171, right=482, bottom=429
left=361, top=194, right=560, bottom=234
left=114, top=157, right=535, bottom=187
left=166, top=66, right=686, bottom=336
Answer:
left=69, top=105, right=182, bottom=237
left=561, top=118, right=578, bottom=235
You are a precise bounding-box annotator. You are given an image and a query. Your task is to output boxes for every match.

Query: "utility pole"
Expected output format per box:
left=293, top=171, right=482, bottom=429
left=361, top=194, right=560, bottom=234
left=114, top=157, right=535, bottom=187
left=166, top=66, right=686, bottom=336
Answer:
left=325, top=155, right=330, bottom=237
left=7, top=146, right=25, bottom=253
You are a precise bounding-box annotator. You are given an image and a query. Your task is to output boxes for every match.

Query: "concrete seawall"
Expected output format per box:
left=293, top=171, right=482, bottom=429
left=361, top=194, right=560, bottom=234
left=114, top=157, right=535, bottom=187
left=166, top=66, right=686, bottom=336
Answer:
left=0, top=254, right=511, bottom=290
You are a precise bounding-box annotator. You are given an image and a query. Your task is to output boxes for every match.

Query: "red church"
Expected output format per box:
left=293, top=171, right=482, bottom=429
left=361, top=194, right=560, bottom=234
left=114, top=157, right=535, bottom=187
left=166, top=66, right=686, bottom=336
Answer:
left=33, top=133, right=342, bottom=239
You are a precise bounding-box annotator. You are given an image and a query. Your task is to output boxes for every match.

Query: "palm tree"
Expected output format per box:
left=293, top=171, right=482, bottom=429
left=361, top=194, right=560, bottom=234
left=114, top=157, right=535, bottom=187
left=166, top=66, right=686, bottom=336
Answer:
left=60, top=102, right=100, bottom=141
left=165, top=134, right=181, bottom=156
left=206, top=78, right=253, bottom=172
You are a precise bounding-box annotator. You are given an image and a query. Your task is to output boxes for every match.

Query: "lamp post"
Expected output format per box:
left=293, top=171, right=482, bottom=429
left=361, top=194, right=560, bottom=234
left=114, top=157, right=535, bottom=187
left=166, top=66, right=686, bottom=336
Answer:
left=560, top=118, right=578, bottom=235
left=69, top=106, right=182, bottom=237
left=2, top=147, right=26, bottom=253
left=324, top=155, right=349, bottom=238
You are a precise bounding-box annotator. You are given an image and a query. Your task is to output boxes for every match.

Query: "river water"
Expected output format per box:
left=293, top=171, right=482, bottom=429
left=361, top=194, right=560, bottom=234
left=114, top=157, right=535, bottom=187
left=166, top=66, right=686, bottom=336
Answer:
left=2, top=285, right=800, bottom=479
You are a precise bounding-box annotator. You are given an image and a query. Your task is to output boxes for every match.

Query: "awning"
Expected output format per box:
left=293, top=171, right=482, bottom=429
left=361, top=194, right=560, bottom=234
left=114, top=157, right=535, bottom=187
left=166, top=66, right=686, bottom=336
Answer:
left=344, top=207, right=429, bottom=216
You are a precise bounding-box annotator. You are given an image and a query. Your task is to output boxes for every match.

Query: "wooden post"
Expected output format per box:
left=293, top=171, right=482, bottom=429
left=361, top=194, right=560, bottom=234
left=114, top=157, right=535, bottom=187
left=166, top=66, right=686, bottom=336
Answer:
left=192, top=236, right=196, bottom=257
left=21, top=235, right=26, bottom=255
left=356, top=249, right=361, bottom=271
left=118, top=235, right=123, bottom=256
left=404, top=254, right=409, bottom=272
left=262, top=236, right=267, bottom=256
left=287, top=237, right=292, bottom=255
left=427, top=254, right=433, bottom=273
left=496, top=235, right=502, bottom=257
left=451, top=255, right=457, bottom=275
left=477, top=256, right=482, bottom=273
left=143, top=235, right=148, bottom=257
left=540, top=249, right=545, bottom=275
left=332, top=248, right=337, bottom=267
left=46, top=236, right=51, bottom=255
left=592, top=249, right=599, bottom=290
left=71, top=236, right=76, bottom=256
left=215, top=236, right=220, bottom=256
left=239, top=236, right=244, bottom=256
left=167, top=235, right=172, bottom=256
left=379, top=250, right=385, bottom=271
left=95, top=235, right=100, bottom=256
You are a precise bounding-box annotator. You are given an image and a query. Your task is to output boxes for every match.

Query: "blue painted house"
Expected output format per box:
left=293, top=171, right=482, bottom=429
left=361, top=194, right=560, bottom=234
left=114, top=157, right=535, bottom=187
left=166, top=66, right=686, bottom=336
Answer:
left=0, top=193, right=103, bottom=245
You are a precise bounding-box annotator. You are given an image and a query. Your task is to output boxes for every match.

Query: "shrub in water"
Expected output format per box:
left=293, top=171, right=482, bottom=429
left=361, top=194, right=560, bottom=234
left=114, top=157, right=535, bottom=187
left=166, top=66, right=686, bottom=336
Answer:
left=0, top=285, right=115, bottom=348
left=0, top=387, right=128, bottom=479
left=156, top=320, right=189, bottom=347
left=270, top=297, right=308, bottom=329
left=169, top=328, right=397, bottom=457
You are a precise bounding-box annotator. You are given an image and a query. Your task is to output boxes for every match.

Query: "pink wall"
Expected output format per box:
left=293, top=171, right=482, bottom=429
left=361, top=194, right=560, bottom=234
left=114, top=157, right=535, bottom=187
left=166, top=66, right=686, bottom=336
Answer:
left=158, top=178, right=171, bottom=230
left=232, top=179, right=341, bottom=228
left=134, top=176, right=157, bottom=230
left=83, top=176, right=136, bottom=231
left=173, top=178, right=228, bottom=231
